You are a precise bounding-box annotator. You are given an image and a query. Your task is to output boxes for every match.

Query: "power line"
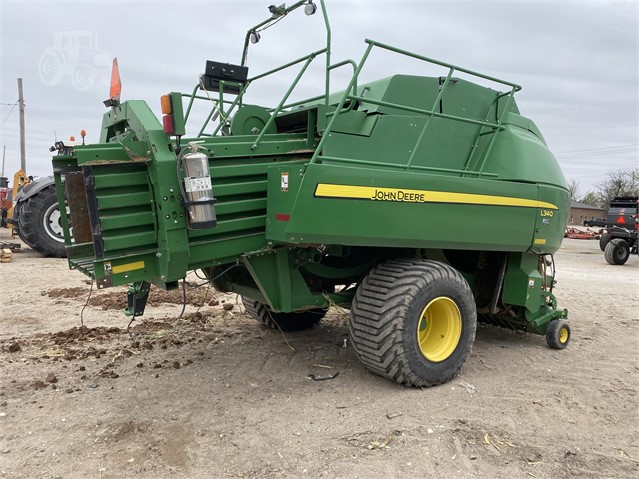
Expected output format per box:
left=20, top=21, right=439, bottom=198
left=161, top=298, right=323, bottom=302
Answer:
left=555, top=144, right=639, bottom=159
left=3, top=146, right=52, bottom=158
left=557, top=150, right=638, bottom=158
left=0, top=101, right=18, bottom=128
left=556, top=150, right=639, bottom=160
left=556, top=143, right=639, bottom=154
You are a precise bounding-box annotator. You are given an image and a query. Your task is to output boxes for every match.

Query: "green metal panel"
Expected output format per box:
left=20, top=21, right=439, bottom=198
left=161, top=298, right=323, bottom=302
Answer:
left=100, top=212, right=155, bottom=230
left=97, top=191, right=153, bottom=210
left=322, top=115, right=426, bottom=169
left=319, top=75, right=524, bottom=179
left=187, top=233, right=266, bottom=270
left=359, top=76, right=439, bottom=115
left=213, top=181, right=267, bottom=197
left=272, top=163, right=560, bottom=252
left=502, top=253, right=541, bottom=309
left=215, top=198, right=267, bottom=216
left=266, top=164, right=305, bottom=241
left=530, top=185, right=570, bottom=253
left=103, top=230, right=158, bottom=251
left=479, top=122, right=567, bottom=188
left=94, top=171, right=150, bottom=188
left=240, top=248, right=334, bottom=311
left=210, top=216, right=267, bottom=236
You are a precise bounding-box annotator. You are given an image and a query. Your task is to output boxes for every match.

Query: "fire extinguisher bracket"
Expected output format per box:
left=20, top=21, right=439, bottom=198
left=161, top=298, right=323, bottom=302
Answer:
left=181, top=197, right=217, bottom=208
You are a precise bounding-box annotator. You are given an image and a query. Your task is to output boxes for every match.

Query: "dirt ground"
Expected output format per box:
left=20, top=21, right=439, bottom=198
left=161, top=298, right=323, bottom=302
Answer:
left=0, top=228, right=637, bottom=479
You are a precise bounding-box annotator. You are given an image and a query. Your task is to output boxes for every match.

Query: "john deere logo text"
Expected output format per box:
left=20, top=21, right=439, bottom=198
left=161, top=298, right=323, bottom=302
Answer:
left=372, top=189, right=426, bottom=203
left=313, top=183, right=559, bottom=210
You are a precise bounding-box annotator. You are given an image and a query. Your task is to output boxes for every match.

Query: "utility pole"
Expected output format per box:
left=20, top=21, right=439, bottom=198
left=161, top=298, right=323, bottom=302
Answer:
left=17, top=78, right=26, bottom=173
left=2, top=145, right=6, bottom=177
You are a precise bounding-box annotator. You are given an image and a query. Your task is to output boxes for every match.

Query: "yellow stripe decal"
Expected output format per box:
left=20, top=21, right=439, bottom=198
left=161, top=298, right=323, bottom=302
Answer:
left=112, top=261, right=145, bottom=274
left=314, top=184, right=558, bottom=210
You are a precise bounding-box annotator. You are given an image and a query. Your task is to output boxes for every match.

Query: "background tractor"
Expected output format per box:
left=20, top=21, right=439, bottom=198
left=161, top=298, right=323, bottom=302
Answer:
left=598, top=196, right=638, bottom=265
left=39, top=31, right=111, bottom=91
left=51, top=0, right=571, bottom=387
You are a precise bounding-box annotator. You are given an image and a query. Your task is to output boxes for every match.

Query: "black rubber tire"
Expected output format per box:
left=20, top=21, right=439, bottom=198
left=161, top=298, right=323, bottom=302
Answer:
left=599, top=232, right=609, bottom=251
left=545, top=320, right=571, bottom=349
left=17, top=185, right=66, bottom=258
left=604, top=238, right=630, bottom=265
left=349, top=259, right=477, bottom=387
left=241, top=297, right=325, bottom=331
left=12, top=201, right=35, bottom=248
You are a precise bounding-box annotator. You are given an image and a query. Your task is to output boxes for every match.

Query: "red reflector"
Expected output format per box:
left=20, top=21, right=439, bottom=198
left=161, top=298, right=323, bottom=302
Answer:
left=163, top=115, right=175, bottom=134
left=275, top=213, right=290, bottom=222
left=616, top=216, right=625, bottom=224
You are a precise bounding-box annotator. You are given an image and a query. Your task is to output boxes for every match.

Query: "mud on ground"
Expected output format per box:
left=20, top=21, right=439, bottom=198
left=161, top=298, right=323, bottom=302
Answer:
left=0, top=230, right=637, bottom=479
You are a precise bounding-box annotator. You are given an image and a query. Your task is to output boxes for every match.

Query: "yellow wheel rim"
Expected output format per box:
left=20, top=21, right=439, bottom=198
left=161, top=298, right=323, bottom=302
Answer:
left=417, top=296, right=462, bottom=363
left=559, top=327, right=569, bottom=344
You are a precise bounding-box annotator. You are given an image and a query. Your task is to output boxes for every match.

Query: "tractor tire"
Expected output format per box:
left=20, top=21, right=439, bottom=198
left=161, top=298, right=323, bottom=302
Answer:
left=599, top=232, right=609, bottom=251
left=38, top=51, right=64, bottom=86
left=545, top=319, right=571, bottom=349
left=11, top=201, right=35, bottom=248
left=349, top=259, right=477, bottom=387
left=604, top=238, right=630, bottom=265
left=241, top=297, right=325, bottom=331
left=72, top=64, right=95, bottom=91
left=17, top=185, right=66, bottom=258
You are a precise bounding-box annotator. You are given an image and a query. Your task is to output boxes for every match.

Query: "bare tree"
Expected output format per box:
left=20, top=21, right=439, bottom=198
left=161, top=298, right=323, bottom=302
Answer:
left=567, top=179, right=580, bottom=201
left=595, top=168, right=638, bottom=206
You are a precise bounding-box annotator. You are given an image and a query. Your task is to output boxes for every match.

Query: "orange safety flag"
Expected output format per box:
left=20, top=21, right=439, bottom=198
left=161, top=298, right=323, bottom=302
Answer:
left=109, top=57, right=122, bottom=101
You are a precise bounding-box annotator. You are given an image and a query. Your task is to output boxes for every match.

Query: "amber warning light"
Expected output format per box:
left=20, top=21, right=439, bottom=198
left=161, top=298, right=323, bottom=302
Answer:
left=160, top=93, right=185, bottom=136
left=161, top=95, right=175, bottom=134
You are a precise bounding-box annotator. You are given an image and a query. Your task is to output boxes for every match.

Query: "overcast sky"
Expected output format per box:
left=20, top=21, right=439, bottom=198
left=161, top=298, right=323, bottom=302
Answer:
left=1, top=0, right=637, bottom=194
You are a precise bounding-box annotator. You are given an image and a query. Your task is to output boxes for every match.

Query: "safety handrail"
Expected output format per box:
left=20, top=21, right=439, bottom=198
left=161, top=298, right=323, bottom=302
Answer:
left=309, top=37, right=523, bottom=178
left=318, top=155, right=498, bottom=177
left=366, top=39, right=521, bottom=90
left=180, top=48, right=329, bottom=139
left=178, top=1, right=340, bottom=141
left=472, top=89, right=517, bottom=175
left=251, top=51, right=322, bottom=149
left=249, top=48, right=328, bottom=82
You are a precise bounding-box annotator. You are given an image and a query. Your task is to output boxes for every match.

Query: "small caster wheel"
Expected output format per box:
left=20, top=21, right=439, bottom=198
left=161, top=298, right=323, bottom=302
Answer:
left=546, top=320, right=570, bottom=349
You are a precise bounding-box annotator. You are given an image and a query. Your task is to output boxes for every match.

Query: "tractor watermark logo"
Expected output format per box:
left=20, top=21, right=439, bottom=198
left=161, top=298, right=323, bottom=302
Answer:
left=38, top=31, right=111, bottom=91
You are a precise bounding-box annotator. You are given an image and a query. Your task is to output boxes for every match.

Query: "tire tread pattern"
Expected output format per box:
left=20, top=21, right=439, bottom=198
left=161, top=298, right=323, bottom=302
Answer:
left=350, top=259, right=476, bottom=387
left=605, top=238, right=630, bottom=265
left=241, top=297, right=324, bottom=331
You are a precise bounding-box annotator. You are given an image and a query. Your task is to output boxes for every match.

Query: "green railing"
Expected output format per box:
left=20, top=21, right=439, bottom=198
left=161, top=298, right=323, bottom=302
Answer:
left=309, top=38, right=522, bottom=178
left=178, top=0, right=337, bottom=142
